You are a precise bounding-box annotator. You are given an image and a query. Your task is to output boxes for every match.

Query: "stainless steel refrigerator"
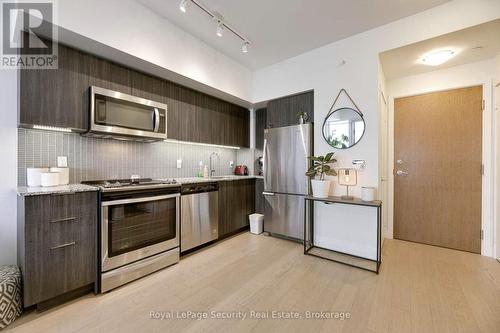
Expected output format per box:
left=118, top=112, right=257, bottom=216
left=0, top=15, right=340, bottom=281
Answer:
left=263, top=123, right=312, bottom=241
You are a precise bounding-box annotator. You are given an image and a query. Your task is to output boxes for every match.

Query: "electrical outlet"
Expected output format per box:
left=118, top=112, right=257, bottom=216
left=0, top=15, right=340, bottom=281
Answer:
left=177, top=159, right=182, bottom=169
left=229, top=161, right=234, bottom=168
left=57, top=156, right=68, bottom=168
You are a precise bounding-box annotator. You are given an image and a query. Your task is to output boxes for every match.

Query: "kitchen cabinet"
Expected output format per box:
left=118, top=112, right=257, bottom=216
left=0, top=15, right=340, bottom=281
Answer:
left=255, top=178, right=265, bottom=214
left=266, top=91, right=314, bottom=128
left=218, top=179, right=256, bottom=239
left=255, top=108, right=267, bottom=150
left=19, top=42, right=250, bottom=147
left=17, top=192, right=98, bottom=308
left=87, top=55, right=131, bottom=95
left=20, top=46, right=90, bottom=132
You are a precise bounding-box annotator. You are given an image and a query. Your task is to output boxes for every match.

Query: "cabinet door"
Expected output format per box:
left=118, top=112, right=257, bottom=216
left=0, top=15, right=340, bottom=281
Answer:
left=266, top=91, right=314, bottom=128
left=23, top=192, right=97, bottom=306
left=87, top=55, right=131, bottom=95
left=218, top=181, right=231, bottom=238
left=20, top=45, right=90, bottom=131
left=255, top=179, right=264, bottom=214
left=131, top=71, right=166, bottom=103
left=164, top=82, right=181, bottom=140
left=255, top=108, right=267, bottom=150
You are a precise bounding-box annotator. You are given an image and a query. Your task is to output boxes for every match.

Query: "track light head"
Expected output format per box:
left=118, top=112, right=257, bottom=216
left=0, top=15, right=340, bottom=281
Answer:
left=179, top=0, right=189, bottom=13
left=216, top=21, right=224, bottom=37
left=242, top=42, right=249, bottom=53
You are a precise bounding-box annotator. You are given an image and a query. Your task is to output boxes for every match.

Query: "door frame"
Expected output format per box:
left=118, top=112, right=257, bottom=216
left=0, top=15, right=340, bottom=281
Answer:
left=386, top=81, right=495, bottom=257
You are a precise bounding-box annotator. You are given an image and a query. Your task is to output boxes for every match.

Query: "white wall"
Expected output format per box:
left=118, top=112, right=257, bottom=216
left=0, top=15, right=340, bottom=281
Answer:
left=53, top=0, right=253, bottom=102
left=495, top=53, right=500, bottom=259
left=0, top=69, right=18, bottom=265
left=386, top=58, right=497, bottom=256
left=252, top=0, right=500, bottom=255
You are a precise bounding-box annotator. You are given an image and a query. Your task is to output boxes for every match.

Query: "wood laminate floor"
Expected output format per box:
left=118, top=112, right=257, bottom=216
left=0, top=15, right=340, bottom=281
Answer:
left=6, top=233, right=500, bottom=333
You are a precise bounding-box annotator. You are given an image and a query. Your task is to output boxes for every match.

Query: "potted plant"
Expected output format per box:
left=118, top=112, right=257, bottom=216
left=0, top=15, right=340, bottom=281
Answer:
left=306, top=152, right=337, bottom=198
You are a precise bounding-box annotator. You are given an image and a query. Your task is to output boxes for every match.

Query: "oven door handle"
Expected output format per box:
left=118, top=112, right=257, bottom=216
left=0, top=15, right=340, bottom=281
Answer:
left=102, top=193, right=180, bottom=206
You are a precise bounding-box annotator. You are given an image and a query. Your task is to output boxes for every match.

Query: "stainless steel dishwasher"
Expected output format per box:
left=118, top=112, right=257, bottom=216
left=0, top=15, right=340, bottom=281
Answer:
left=180, top=182, right=219, bottom=252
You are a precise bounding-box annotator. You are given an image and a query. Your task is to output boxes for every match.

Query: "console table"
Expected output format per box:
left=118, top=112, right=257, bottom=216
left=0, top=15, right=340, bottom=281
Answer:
left=303, top=196, right=382, bottom=273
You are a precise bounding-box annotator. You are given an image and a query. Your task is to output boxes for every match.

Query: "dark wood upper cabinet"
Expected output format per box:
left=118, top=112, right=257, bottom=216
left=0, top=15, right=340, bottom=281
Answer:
left=266, top=91, right=314, bottom=128
left=20, top=45, right=90, bottom=131
left=19, top=43, right=250, bottom=147
left=87, top=55, right=131, bottom=95
left=131, top=71, right=166, bottom=103
left=255, top=108, right=267, bottom=150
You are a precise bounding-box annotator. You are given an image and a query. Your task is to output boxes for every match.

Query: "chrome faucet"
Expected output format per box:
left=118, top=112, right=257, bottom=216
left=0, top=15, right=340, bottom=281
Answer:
left=209, top=152, right=220, bottom=177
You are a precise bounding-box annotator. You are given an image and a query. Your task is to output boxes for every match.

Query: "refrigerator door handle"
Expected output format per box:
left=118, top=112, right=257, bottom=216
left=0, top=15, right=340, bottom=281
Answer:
left=263, top=137, right=269, bottom=190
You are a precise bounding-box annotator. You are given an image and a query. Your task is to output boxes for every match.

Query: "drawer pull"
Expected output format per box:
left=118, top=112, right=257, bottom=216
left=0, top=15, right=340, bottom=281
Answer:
left=50, top=217, right=76, bottom=223
left=50, top=241, right=76, bottom=250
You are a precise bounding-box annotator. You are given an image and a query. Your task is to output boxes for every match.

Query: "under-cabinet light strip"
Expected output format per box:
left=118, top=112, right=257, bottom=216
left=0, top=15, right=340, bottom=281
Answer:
left=32, top=125, right=72, bottom=133
left=164, top=139, right=240, bottom=150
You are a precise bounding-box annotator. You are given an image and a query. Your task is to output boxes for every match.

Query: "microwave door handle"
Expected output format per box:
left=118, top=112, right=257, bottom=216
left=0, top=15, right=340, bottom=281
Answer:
left=153, top=108, right=160, bottom=132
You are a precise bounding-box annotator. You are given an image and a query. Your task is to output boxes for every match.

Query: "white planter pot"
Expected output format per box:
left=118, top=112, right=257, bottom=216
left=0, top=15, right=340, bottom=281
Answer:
left=311, top=179, right=331, bottom=198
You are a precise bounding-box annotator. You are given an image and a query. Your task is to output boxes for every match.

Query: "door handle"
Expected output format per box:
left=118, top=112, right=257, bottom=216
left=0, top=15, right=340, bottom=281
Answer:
left=153, top=108, right=160, bottom=132
left=262, top=192, right=274, bottom=196
left=396, top=159, right=405, bottom=165
left=396, top=170, right=408, bottom=176
left=50, top=241, right=76, bottom=250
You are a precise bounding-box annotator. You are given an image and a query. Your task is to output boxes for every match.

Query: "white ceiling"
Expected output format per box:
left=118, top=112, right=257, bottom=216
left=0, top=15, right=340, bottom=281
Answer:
left=380, top=19, right=500, bottom=80
left=136, top=0, right=451, bottom=70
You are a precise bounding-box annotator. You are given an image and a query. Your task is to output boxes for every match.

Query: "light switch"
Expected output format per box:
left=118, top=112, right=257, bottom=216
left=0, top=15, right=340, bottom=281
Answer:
left=229, top=161, right=234, bottom=168
left=57, top=156, right=68, bottom=168
left=177, top=159, right=182, bottom=169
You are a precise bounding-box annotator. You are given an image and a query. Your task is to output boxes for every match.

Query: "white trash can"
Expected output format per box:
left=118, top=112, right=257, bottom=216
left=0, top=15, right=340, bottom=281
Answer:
left=249, top=213, right=264, bottom=235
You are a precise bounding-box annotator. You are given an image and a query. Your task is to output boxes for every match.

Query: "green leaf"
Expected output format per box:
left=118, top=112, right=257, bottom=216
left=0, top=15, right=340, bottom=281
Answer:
left=324, top=152, right=334, bottom=162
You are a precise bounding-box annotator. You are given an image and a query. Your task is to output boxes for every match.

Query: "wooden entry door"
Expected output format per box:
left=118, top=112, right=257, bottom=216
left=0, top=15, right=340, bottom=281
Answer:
left=394, top=86, right=482, bottom=253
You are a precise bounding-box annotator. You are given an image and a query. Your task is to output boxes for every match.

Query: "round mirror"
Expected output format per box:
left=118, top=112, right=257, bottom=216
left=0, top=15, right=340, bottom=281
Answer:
left=322, top=107, right=365, bottom=149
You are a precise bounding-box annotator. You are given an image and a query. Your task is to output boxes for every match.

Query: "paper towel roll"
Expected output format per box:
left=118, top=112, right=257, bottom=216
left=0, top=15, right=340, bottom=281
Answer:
left=49, top=167, right=69, bottom=185
left=27, top=167, right=49, bottom=187
left=41, top=172, right=60, bottom=187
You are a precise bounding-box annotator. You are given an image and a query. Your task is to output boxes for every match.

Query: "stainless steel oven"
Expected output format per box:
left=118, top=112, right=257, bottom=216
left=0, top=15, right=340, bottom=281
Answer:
left=96, top=181, right=180, bottom=292
left=86, top=86, right=168, bottom=141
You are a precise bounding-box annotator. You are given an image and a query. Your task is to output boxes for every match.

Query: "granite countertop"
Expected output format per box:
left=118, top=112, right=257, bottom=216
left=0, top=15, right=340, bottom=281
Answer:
left=170, top=175, right=263, bottom=184
left=17, top=184, right=99, bottom=196
left=17, top=175, right=263, bottom=196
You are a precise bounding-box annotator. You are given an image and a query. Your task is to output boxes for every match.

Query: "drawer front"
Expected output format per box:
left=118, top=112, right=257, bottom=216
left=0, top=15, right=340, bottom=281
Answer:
left=23, top=192, right=98, bottom=306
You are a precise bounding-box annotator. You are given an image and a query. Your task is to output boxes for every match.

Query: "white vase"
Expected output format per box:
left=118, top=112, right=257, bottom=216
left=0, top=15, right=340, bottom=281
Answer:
left=311, top=179, right=331, bottom=198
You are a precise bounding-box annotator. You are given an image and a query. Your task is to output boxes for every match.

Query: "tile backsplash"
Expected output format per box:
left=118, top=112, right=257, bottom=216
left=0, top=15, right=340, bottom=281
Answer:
left=17, top=129, right=242, bottom=186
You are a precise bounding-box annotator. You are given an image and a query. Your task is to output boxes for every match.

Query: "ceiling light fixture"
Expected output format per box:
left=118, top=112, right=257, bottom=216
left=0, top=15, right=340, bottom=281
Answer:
left=179, top=0, right=189, bottom=13
left=216, top=21, right=224, bottom=37
left=421, top=49, right=456, bottom=66
left=178, top=0, right=251, bottom=53
left=241, top=41, right=249, bottom=53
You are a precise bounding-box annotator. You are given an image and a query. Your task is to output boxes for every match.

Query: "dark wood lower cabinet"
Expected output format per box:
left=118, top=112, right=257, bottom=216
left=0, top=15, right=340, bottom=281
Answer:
left=17, top=192, right=98, bottom=308
left=218, top=179, right=256, bottom=239
left=255, top=179, right=265, bottom=214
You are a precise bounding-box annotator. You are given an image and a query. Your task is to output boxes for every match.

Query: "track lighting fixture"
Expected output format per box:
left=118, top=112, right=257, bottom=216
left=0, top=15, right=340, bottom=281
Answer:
left=179, top=0, right=189, bottom=13
left=241, top=41, right=249, bottom=53
left=178, top=0, right=252, bottom=53
left=216, top=21, right=224, bottom=37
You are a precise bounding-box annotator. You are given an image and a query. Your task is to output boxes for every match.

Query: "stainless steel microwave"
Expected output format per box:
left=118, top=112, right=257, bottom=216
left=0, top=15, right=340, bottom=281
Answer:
left=86, top=86, right=168, bottom=142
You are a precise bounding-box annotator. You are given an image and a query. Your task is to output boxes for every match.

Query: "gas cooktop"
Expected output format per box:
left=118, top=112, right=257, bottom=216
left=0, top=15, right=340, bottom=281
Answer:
left=82, top=178, right=179, bottom=191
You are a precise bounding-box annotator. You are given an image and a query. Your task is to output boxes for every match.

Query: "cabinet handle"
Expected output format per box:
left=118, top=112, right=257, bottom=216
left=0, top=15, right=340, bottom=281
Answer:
left=50, top=241, right=76, bottom=250
left=50, top=217, right=76, bottom=223
left=262, top=192, right=274, bottom=196
left=323, top=202, right=335, bottom=205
